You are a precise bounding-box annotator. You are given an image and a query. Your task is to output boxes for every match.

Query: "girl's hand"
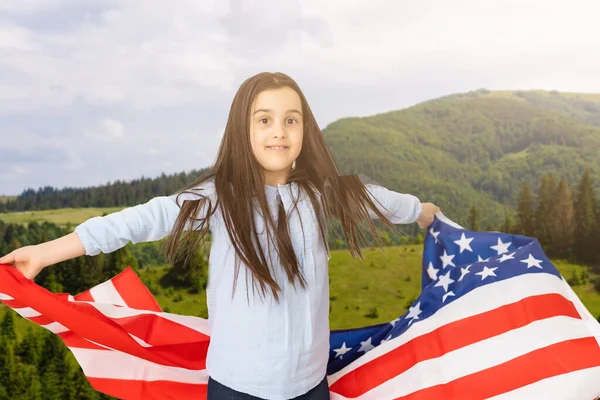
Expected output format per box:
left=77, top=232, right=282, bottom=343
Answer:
left=416, top=202, right=440, bottom=229
left=0, top=245, right=47, bottom=280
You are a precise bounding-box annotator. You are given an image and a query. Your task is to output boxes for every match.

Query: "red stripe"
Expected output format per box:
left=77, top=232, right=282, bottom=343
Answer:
left=117, top=313, right=210, bottom=346
left=330, top=293, right=580, bottom=397
left=28, top=314, right=56, bottom=325
left=74, top=290, right=94, bottom=302
left=400, top=337, right=600, bottom=399
left=88, top=376, right=208, bottom=400
left=111, top=267, right=163, bottom=312
left=58, top=331, right=109, bottom=350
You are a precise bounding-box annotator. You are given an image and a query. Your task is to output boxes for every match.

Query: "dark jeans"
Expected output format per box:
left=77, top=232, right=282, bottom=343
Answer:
left=206, top=375, right=330, bottom=400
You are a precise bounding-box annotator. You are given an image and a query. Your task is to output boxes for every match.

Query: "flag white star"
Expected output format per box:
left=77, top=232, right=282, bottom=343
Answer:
left=453, top=232, right=474, bottom=253
left=389, top=317, right=401, bottom=327
left=427, top=262, right=439, bottom=280
left=429, top=228, right=440, bottom=244
left=477, top=255, right=491, bottom=263
left=490, top=237, right=511, bottom=255
left=442, top=291, right=455, bottom=303
left=458, top=264, right=472, bottom=282
left=333, top=342, right=352, bottom=359
left=498, top=252, right=516, bottom=263
left=475, top=266, right=498, bottom=280
left=358, top=337, right=375, bottom=353
left=440, top=250, right=456, bottom=268
left=434, top=270, right=455, bottom=292
left=405, top=301, right=422, bottom=324
left=520, top=254, right=543, bottom=269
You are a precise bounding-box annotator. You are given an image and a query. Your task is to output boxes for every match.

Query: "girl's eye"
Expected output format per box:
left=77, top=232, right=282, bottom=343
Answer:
left=258, top=117, right=298, bottom=124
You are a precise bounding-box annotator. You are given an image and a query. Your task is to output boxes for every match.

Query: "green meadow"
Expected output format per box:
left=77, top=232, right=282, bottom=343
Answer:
left=0, top=207, right=124, bottom=228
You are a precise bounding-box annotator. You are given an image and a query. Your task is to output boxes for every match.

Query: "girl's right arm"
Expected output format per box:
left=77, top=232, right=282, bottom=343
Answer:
left=75, top=178, right=216, bottom=256
left=0, top=179, right=216, bottom=279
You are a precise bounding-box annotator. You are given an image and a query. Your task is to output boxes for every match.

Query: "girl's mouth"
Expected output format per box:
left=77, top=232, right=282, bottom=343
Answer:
left=266, top=146, right=289, bottom=152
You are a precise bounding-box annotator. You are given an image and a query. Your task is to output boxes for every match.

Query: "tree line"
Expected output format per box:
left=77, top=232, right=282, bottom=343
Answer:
left=468, top=168, right=600, bottom=267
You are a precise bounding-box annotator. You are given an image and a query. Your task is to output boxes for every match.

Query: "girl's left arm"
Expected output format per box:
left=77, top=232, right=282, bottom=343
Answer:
left=364, top=183, right=422, bottom=224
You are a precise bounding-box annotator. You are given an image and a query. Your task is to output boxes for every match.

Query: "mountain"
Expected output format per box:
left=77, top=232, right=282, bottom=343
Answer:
left=323, top=89, right=600, bottom=228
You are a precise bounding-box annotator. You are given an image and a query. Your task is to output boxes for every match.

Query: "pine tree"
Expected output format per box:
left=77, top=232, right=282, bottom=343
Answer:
left=0, top=310, right=16, bottom=341
left=469, top=205, right=479, bottom=231
left=574, top=169, right=598, bottom=263
left=502, top=211, right=514, bottom=234
left=548, top=178, right=575, bottom=259
left=40, top=362, right=63, bottom=400
left=16, top=326, right=42, bottom=366
left=516, top=182, right=535, bottom=237
left=535, top=174, right=557, bottom=250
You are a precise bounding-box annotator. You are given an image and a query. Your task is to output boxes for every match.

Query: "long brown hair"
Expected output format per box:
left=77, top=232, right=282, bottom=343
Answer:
left=162, top=72, right=399, bottom=303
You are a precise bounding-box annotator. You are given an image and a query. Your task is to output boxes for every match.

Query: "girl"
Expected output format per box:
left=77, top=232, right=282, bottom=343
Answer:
left=0, top=72, right=440, bottom=400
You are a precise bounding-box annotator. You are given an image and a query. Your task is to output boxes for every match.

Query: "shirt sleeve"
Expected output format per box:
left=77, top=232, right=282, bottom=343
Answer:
left=74, top=179, right=216, bottom=256
left=364, top=183, right=422, bottom=224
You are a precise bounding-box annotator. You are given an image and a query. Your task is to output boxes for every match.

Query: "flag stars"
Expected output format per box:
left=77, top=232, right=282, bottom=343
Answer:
left=520, top=254, right=543, bottom=269
left=477, top=255, right=491, bottom=263
left=440, top=250, right=456, bottom=268
left=434, top=270, right=455, bottom=292
left=458, top=264, right=472, bottom=282
left=427, top=262, right=439, bottom=280
left=429, top=228, right=440, bottom=244
left=405, top=301, right=422, bottom=325
left=498, top=252, right=516, bottom=263
left=389, top=317, right=401, bottom=327
left=358, top=337, right=375, bottom=353
left=490, top=237, right=511, bottom=255
left=333, top=342, right=352, bottom=359
left=442, top=291, right=455, bottom=303
left=476, top=266, right=498, bottom=280
left=453, top=233, right=474, bottom=253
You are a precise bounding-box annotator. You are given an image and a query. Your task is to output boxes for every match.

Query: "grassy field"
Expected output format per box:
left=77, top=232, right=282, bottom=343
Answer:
left=0, top=207, right=124, bottom=228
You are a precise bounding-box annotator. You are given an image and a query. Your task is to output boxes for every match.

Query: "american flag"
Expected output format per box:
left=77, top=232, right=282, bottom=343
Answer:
left=1, top=212, right=600, bottom=399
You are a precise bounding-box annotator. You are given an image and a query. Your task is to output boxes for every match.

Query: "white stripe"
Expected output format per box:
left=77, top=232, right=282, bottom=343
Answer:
left=69, top=347, right=208, bottom=384
left=361, top=316, right=596, bottom=399
left=86, top=302, right=211, bottom=335
left=329, top=273, right=578, bottom=384
left=43, top=321, right=69, bottom=334
left=0, top=292, right=14, bottom=301
left=11, top=306, right=41, bottom=318
left=129, top=333, right=152, bottom=347
left=89, top=280, right=127, bottom=306
left=487, top=366, right=600, bottom=400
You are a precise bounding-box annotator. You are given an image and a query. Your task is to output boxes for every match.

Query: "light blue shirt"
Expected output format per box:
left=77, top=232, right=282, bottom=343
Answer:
left=74, top=179, right=421, bottom=399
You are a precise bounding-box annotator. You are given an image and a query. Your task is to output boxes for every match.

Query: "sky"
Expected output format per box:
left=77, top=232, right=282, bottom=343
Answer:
left=1, top=0, right=599, bottom=195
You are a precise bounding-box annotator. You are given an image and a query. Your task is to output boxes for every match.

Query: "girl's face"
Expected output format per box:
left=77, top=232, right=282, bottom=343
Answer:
left=249, top=86, right=304, bottom=186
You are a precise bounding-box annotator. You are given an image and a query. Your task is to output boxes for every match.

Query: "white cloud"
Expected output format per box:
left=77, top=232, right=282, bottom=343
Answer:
left=100, top=118, right=124, bottom=139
